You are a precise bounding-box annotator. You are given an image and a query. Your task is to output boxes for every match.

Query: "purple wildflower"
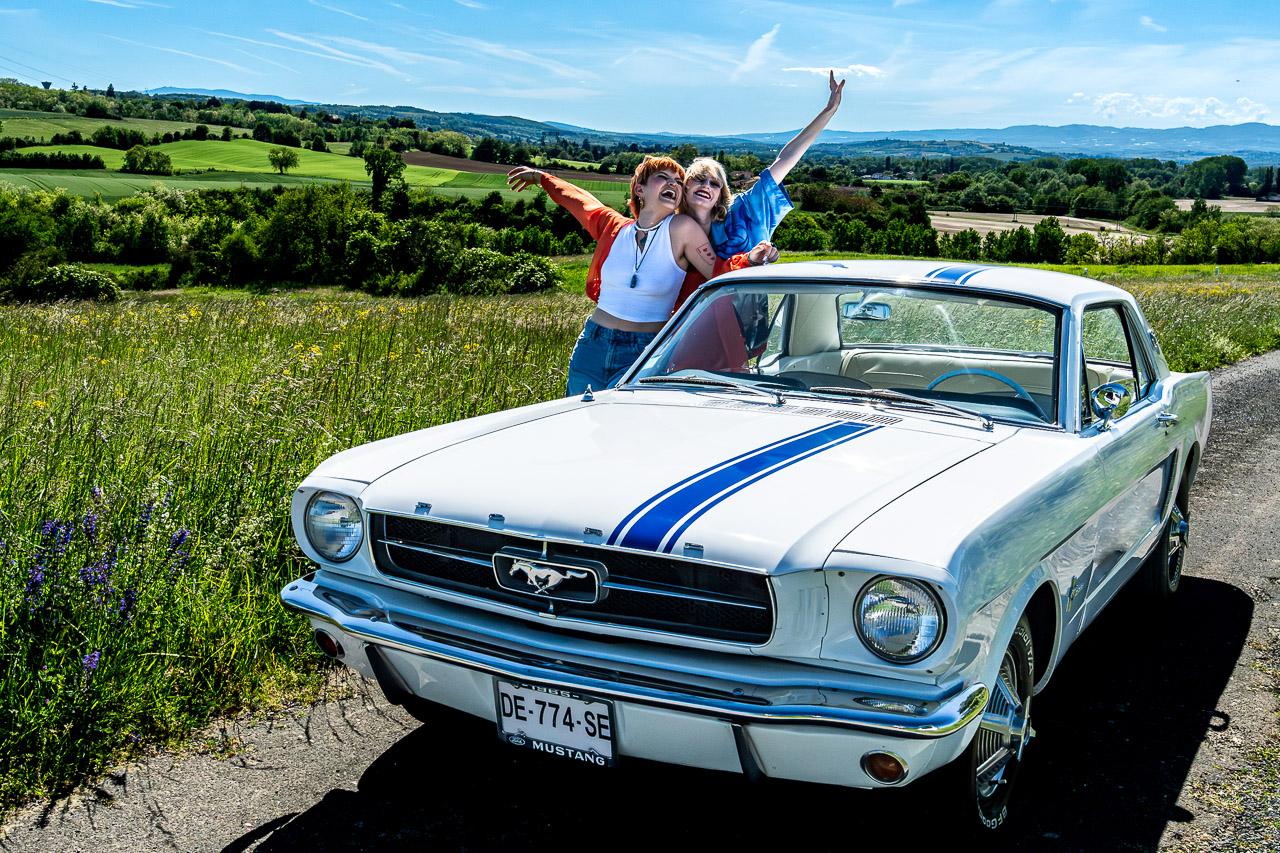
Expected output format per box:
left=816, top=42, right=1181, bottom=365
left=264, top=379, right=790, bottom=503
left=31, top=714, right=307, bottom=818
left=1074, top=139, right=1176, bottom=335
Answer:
left=83, top=512, right=98, bottom=545
left=90, top=485, right=104, bottom=504
left=168, top=529, right=190, bottom=552
left=136, top=501, right=155, bottom=536
left=117, top=587, right=137, bottom=621
left=24, top=563, right=46, bottom=607
left=82, top=650, right=100, bottom=674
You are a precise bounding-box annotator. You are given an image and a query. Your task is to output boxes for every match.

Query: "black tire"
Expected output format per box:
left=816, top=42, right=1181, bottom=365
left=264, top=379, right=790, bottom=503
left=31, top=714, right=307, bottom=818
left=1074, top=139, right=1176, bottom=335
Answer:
left=939, top=614, right=1035, bottom=832
left=1143, top=501, right=1188, bottom=599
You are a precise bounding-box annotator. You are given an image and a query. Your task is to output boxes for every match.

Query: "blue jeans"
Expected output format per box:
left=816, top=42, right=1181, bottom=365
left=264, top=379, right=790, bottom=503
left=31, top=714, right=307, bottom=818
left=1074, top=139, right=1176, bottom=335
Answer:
left=565, top=318, right=657, bottom=397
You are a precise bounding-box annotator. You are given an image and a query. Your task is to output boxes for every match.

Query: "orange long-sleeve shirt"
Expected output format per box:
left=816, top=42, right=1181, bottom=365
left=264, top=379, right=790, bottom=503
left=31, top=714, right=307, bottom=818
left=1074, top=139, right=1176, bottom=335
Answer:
left=538, top=173, right=752, bottom=309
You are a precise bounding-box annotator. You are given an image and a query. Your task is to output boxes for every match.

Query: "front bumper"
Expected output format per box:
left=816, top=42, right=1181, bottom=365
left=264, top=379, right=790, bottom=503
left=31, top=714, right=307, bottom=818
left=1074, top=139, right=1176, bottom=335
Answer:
left=282, top=571, right=987, bottom=786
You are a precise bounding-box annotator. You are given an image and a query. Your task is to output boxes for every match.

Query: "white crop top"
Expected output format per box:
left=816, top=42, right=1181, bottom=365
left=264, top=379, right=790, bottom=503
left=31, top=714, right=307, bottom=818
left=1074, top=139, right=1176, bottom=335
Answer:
left=597, top=217, right=687, bottom=323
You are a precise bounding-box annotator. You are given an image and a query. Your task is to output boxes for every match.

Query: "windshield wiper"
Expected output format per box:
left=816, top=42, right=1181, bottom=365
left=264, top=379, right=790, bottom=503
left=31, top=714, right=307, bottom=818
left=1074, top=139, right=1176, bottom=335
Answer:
left=806, top=386, right=994, bottom=431
left=635, top=375, right=785, bottom=405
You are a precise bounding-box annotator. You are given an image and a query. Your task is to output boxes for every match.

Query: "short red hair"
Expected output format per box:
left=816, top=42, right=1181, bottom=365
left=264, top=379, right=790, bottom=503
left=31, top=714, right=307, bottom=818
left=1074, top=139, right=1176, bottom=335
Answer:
left=629, top=156, right=685, bottom=217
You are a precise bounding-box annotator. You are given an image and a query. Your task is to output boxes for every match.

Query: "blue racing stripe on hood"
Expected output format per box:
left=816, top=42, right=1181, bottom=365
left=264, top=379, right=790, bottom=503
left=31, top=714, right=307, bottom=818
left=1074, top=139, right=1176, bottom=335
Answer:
left=604, top=423, right=833, bottom=546
left=615, top=421, right=877, bottom=552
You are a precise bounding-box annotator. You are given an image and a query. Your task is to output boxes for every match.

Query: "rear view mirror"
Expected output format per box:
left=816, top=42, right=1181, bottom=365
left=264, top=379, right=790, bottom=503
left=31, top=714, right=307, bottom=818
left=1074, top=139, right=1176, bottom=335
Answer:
left=842, top=301, right=891, bottom=321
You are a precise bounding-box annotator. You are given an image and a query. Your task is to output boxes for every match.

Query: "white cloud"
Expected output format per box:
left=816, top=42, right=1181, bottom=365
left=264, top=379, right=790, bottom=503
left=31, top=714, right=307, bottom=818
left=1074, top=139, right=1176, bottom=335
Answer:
left=422, top=84, right=601, bottom=100
left=732, top=23, right=780, bottom=81
left=891, top=0, right=922, bottom=6
left=1092, top=92, right=1270, bottom=124
left=430, top=31, right=589, bottom=79
left=1139, top=15, right=1166, bottom=33
left=784, top=63, right=885, bottom=78
left=306, top=0, right=369, bottom=22
left=453, top=0, right=485, bottom=7
left=266, top=30, right=405, bottom=75
left=104, top=35, right=258, bottom=75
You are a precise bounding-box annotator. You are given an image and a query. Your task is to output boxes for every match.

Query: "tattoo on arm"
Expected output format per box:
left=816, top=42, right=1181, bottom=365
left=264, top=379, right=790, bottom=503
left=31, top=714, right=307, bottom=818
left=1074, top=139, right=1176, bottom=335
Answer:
left=698, top=243, right=716, bottom=264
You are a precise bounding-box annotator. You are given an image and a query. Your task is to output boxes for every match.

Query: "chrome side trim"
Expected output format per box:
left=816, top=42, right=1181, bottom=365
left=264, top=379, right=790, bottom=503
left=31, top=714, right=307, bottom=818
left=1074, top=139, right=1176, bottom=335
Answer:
left=281, top=575, right=987, bottom=739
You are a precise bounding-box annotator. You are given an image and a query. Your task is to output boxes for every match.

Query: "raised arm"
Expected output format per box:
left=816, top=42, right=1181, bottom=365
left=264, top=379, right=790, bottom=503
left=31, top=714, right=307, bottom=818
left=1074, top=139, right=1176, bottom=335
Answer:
left=673, top=216, right=777, bottom=278
left=506, top=167, right=626, bottom=241
left=765, top=70, right=845, bottom=186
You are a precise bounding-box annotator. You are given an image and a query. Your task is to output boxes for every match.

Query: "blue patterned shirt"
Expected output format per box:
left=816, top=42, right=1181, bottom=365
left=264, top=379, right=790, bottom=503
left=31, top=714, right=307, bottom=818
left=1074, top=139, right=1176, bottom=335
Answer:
left=709, top=169, right=795, bottom=257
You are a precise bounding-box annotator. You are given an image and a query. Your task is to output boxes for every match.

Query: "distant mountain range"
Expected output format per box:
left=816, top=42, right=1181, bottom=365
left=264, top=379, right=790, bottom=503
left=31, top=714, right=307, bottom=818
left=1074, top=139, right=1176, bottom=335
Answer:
left=143, top=87, right=317, bottom=105
left=144, top=88, right=1280, bottom=164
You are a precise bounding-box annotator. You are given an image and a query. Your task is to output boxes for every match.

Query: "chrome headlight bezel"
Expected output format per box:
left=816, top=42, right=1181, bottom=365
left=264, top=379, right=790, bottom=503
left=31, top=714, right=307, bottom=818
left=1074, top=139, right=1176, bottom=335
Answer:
left=303, top=491, right=364, bottom=563
left=854, top=575, right=946, bottom=664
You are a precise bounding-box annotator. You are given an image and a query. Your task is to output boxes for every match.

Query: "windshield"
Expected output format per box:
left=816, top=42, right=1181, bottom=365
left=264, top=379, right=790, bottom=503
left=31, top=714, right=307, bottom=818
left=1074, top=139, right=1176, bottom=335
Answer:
left=629, top=281, right=1062, bottom=427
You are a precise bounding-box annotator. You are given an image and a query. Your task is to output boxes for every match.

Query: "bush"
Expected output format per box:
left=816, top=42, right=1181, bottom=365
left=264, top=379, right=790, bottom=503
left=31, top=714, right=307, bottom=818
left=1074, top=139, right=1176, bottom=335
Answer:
left=114, top=265, right=167, bottom=291
left=2, top=262, right=120, bottom=302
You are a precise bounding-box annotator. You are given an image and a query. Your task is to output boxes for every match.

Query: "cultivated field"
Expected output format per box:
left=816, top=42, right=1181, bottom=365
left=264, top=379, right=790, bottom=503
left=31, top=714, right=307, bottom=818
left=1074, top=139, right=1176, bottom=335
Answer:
left=1175, top=196, right=1280, bottom=214
left=0, top=140, right=629, bottom=205
left=0, top=108, right=251, bottom=140
left=928, top=209, right=1145, bottom=238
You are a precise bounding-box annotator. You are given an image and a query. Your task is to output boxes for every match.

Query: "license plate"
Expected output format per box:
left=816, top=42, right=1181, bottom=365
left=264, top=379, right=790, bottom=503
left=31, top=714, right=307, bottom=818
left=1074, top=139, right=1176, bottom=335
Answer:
left=494, top=680, right=616, bottom=767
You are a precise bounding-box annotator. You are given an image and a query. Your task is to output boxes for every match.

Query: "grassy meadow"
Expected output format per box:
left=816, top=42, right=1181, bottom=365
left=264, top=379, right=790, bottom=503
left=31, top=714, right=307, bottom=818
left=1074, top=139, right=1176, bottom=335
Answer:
left=0, top=139, right=630, bottom=205
left=0, top=290, right=586, bottom=807
left=3, top=260, right=1280, bottom=809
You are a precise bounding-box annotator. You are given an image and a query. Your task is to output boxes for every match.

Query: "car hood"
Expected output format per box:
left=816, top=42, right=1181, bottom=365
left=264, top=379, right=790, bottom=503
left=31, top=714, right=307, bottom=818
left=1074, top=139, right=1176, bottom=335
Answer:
left=356, top=393, right=1004, bottom=573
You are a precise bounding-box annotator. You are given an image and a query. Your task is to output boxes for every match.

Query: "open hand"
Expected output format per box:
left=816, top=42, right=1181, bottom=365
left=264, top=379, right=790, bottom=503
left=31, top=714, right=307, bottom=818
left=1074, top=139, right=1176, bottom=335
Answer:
left=748, top=241, right=780, bottom=266
left=506, top=167, right=544, bottom=192
left=825, top=70, right=846, bottom=114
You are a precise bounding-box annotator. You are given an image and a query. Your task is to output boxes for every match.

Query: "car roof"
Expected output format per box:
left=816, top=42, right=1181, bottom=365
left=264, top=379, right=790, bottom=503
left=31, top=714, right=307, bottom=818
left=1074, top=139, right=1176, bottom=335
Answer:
left=713, top=260, right=1133, bottom=311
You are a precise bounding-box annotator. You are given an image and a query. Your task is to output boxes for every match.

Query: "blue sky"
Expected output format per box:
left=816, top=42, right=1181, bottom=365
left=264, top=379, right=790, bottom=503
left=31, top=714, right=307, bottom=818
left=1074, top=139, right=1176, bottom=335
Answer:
left=2, top=1, right=1277, bottom=134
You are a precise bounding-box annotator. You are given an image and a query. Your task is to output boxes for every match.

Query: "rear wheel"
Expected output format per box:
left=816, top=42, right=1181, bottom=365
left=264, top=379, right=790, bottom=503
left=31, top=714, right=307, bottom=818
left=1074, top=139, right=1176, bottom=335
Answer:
left=1144, top=501, right=1188, bottom=599
left=941, top=615, right=1035, bottom=832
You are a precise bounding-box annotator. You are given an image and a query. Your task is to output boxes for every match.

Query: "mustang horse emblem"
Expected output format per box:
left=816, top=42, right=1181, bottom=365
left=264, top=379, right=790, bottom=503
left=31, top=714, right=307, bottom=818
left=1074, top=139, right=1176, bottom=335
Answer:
left=509, top=560, right=591, bottom=595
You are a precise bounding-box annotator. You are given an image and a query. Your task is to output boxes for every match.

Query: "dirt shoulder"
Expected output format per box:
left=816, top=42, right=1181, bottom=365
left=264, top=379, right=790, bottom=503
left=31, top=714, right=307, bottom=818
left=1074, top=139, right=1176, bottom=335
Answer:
left=2, top=354, right=1277, bottom=852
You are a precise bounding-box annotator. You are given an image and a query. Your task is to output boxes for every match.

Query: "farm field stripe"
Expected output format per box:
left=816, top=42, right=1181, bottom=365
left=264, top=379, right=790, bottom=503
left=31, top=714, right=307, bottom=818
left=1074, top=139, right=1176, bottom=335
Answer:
left=659, top=424, right=881, bottom=553
left=604, top=422, right=833, bottom=546
left=617, top=422, right=874, bottom=552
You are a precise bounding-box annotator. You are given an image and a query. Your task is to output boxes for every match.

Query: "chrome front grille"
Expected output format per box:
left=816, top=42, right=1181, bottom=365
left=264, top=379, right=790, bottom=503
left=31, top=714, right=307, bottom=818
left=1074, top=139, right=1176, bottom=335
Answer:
left=370, top=514, right=774, bottom=644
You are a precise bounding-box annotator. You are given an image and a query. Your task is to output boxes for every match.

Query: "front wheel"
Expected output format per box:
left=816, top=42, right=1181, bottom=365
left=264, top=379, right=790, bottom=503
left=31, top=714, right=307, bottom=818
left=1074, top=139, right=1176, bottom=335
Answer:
left=1143, top=502, right=1188, bottom=599
left=939, top=614, right=1035, bottom=832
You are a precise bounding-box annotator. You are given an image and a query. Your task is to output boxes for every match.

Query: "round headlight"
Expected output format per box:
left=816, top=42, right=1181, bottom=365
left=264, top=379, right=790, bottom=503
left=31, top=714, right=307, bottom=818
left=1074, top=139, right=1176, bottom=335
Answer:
left=855, top=576, right=944, bottom=663
left=304, top=491, right=364, bottom=562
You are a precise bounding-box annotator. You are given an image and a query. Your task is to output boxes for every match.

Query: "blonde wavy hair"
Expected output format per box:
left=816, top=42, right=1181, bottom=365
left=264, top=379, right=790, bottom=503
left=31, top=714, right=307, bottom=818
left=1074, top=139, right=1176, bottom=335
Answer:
left=683, top=157, right=733, bottom=222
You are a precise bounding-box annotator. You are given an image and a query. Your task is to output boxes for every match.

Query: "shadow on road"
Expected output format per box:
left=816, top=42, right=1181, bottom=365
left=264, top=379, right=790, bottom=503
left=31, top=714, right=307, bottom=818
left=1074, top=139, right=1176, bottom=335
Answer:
left=226, top=575, right=1252, bottom=852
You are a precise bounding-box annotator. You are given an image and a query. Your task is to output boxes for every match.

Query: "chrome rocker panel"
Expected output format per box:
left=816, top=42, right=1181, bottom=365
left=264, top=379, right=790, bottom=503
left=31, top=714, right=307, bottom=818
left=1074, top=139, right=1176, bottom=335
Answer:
left=281, top=572, right=988, bottom=739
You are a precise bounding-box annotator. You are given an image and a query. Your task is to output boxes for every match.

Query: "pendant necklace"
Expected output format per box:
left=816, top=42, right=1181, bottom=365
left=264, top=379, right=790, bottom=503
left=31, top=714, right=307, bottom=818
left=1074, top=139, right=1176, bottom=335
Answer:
left=629, top=217, right=663, bottom=288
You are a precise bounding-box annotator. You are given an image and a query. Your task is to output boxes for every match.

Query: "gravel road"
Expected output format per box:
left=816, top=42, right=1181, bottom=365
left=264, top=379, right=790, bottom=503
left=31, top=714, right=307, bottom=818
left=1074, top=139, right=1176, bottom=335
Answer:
left=3, top=353, right=1277, bottom=853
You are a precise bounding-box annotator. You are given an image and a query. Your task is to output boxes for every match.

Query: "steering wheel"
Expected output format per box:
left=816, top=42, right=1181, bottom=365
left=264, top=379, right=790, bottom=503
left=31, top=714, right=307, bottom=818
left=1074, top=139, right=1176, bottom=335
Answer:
left=926, top=369, right=1050, bottom=421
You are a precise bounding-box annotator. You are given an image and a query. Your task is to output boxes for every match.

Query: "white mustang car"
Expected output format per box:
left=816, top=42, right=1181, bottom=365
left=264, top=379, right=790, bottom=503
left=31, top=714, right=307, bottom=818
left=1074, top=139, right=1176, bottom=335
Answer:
left=282, top=260, right=1210, bottom=831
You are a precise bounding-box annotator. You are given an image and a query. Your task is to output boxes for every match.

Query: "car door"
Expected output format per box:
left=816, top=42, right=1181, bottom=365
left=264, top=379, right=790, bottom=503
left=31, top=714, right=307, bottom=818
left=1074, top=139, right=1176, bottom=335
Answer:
left=1078, top=302, right=1175, bottom=622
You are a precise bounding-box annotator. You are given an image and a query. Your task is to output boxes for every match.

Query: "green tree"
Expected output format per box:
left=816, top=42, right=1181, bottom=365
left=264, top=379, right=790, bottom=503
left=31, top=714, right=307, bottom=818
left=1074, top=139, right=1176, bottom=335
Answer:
left=268, top=146, right=300, bottom=175
left=220, top=125, right=232, bottom=141
left=363, top=147, right=406, bottom=208
left=121, top=145, right=172, bottom=175
left=1032, top=217, right=1067, bottom=263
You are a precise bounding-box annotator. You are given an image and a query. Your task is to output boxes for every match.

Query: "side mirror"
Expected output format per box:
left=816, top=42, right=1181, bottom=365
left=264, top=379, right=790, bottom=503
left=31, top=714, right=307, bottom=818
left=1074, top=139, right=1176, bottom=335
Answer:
left=842, top=301, right=891, bottom=321
left=1090, top=382, right=1132, bottom=430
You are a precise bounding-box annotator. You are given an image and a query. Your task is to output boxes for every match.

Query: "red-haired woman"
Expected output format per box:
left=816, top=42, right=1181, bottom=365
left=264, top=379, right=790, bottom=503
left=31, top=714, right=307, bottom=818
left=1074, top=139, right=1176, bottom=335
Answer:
left=507, top=157, right=773, bottom=396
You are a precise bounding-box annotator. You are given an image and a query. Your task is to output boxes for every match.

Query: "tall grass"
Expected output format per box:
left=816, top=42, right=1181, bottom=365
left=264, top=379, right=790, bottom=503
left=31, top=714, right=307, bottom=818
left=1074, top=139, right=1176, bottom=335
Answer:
left=0, top=291, right=587, bottom=807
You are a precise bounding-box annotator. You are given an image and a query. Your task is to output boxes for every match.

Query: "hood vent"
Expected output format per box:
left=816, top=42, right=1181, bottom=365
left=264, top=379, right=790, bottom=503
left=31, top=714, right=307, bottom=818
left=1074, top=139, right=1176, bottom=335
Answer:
left=699, top=398, right=901, bottom=426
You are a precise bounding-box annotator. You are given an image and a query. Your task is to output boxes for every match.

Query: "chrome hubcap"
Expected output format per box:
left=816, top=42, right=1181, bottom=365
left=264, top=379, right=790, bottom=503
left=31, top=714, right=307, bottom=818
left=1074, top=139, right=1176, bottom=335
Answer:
left=975, top=650, right=1033, bottom=799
